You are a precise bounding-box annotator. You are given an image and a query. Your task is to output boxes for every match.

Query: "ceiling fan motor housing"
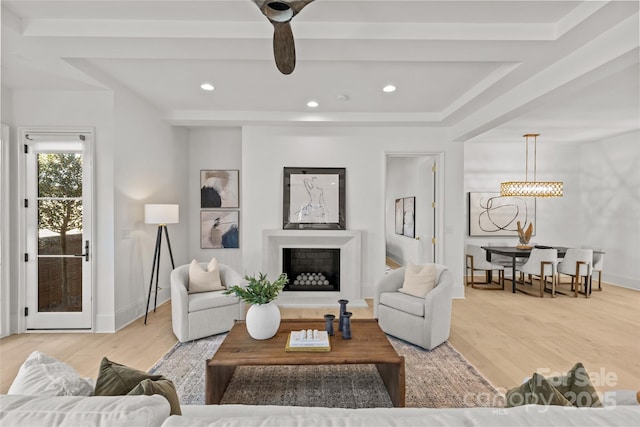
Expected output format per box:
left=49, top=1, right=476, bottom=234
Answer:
left=264, top=2, right=293, bottom=22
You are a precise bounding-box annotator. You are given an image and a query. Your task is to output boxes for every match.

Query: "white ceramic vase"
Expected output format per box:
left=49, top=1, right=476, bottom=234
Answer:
left=245, top=302, right=281, bottom=340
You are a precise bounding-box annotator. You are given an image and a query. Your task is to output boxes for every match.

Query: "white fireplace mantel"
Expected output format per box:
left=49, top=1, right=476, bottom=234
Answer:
left=262, top=229, right=365, bottom=307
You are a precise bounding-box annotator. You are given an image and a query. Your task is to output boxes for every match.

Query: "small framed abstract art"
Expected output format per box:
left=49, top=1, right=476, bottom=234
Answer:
left=200, top=170, right=239, bottom=208
left=394, top=198, right=404, bottom=235
left=283, top=167, right=346, bottom=230
left=201, top=210, right=239, bottom=249
left=402, top=197, right=415, bottom=238
left=394, top=197, right=415, bottom=238
left=468, top=192, right=536, bottom=236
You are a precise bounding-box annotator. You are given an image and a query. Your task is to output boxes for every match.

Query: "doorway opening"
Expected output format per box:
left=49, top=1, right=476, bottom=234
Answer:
left=384, top=153, right=443, bottom=268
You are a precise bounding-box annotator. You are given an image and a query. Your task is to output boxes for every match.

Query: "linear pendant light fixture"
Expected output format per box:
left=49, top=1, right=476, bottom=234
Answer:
left=500, top=133, right=563, bottom=198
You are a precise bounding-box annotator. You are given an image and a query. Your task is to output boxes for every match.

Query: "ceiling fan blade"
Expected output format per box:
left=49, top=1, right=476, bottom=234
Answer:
left=287, top=0, right=315, bottom=15
left=273, top=22, right=296, bottom=75
left=253, top=1, right=315, bottom=74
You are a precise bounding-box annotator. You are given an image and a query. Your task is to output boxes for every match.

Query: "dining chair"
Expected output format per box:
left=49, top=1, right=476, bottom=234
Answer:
left=556, top=248, right=593, bottom=298
left=592, top=251, right=604, bottom=291
left=582, top=246, right=604, bottom=291
left=465, top=245, right=504, bottom=290
left=515, top=248, right=557, bottom=297
left=486, top=242, right=525, bottom=280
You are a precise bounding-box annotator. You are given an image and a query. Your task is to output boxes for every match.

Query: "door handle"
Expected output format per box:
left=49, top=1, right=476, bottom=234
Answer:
left=73, top=240, right=90, bottom=261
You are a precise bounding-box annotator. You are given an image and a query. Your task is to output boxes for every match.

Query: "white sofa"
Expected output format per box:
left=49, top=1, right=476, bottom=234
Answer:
left=170, top=263, right=245, bottom=342
left=1, top=394, right=639, bottom=427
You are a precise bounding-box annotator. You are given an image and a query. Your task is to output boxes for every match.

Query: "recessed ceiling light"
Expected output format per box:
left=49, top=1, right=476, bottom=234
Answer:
left=200, top=82, right=215, bottom=91
left=307, top=100, right=319, bottom=108
left=382, top=84, right=396, bottom=93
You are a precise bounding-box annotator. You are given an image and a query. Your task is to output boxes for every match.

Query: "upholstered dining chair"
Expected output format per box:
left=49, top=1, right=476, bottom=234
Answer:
left=515, top=248, right=557, bottom=297
left=592, top=251, right=604, bottom=291
left=582, top=246, right=604, bottom=291
left=465, top=244, right=504, bottom=290
left=487, top=242, right=525, bottom=281
left=556, top=248, right=593, bottom=298
left=374, top=264, right=453, bottom=350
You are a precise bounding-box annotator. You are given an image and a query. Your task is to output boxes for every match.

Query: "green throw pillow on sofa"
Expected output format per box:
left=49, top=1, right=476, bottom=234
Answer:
left=548, top=362, right=602, bottom=407
left=128, top=378, right=181, bottom=415
left=505, top=373, right=572, bottom=408
left=94, top=357, right=181, bottom=415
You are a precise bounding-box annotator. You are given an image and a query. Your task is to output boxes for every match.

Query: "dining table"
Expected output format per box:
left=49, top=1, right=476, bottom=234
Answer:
left=481, top=246, right=569, bottom=293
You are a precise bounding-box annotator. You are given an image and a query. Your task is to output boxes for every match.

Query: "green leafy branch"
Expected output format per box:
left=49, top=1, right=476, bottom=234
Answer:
left=224, top=272, right=288, bottom=305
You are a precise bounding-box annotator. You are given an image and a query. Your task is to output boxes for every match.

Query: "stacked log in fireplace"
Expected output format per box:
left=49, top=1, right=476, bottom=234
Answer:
left=282, top=248, right=340, bottom=292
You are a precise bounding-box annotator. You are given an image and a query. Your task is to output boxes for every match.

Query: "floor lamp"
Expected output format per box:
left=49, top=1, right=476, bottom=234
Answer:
left=144, top=204, right=179, bottom=324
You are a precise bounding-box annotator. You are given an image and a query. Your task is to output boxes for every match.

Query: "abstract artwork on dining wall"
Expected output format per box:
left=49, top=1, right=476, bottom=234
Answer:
left=468, top=192, right=536, bottom=237
left=200, top=170, right=239, bottom=208
left=201, top=210, right=239, bottom=249
left=283, top=167, right=345, bottom=230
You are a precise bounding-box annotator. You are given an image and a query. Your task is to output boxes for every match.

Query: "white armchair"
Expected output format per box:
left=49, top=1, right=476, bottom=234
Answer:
left=374, top=264, right=453, bottom=350
left=170, top=262, right=245, bottom=342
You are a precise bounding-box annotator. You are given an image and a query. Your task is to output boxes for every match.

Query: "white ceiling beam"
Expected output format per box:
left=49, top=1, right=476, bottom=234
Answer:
left=440, top=62, right=522, bottom=120
left=165, top=109, right=443, bottom=127
left=22, top=19, right=556, bottom=41
left=0, top=5, right=23, bottom=33
left=451, top=13, right=640, bottom=142
left=554, top=1, right=609, bottom=38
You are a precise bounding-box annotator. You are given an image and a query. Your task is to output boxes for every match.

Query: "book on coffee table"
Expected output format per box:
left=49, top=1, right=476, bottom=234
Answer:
left=285, top=330, right=331, bottom=352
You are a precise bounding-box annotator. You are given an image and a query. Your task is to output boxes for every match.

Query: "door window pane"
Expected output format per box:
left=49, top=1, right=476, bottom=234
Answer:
left=37, top=257, right=82, bottom=312
left=38, top=200, right=83, bottom=255
left=37, top=153, right=83, bottom=197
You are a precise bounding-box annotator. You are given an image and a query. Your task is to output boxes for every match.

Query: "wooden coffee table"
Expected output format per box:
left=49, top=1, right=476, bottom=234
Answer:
left=205, top=318, right=405, bottom=407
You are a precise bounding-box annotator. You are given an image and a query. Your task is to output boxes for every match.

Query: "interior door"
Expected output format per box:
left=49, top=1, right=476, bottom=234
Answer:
left=417, top=159, right=436, bottom=264
left=24, top=132, right=93, bottom=330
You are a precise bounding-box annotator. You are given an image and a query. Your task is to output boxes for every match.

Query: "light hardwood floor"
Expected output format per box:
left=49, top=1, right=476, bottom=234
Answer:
left=1, top=281, right=638, bottom=395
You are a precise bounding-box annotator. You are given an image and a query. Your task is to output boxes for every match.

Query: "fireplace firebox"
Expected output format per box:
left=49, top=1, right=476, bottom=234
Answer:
left=282, top=248, right=340, bottom=292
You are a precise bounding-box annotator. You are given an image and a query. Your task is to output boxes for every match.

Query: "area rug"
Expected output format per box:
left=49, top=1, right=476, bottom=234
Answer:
left=150, top=334, right=504, bottom=408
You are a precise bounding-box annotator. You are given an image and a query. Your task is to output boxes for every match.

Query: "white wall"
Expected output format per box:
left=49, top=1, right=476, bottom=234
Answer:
left=242, top=126, right=465, bottom=298
left=464, top=140, right=581, bottom=247
left=464, top=133, right=639, bottom=289
left=579, top=130, right=639, bottom=289
left=112, top=88, right=189, bottom=331
left=188, top=127, right=242, bottom=271
left=9, top=89, right=115, bottom=333
left=5, top=85, right=189, bottom=333
left=1, top=87, right=14, bottom=337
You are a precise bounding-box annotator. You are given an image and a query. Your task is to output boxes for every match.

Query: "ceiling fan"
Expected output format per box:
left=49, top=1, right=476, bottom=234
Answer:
left=253, top=0, right=315, bottom=74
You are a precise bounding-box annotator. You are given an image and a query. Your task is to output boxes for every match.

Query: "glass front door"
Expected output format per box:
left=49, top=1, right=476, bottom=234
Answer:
left=25, top=133, right=92, bottom=329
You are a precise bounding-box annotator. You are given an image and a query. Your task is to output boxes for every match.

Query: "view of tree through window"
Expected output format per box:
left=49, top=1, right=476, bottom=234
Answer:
left=37, top=153, right=83, bottom=312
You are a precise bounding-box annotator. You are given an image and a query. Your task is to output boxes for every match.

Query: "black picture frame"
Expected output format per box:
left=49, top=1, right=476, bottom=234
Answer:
left=283, top=167, right=346, bottom=230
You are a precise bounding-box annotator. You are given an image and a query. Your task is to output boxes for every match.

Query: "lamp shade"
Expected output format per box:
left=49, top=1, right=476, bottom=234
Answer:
left=144, top=204, right=179, bottom=225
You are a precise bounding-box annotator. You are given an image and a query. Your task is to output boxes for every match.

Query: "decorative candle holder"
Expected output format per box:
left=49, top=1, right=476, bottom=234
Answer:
left=324, top=314, right=335, bottom=336
left=338, top=299, right=349, bottom=331
left=341, top=311, right=352, bottom=339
